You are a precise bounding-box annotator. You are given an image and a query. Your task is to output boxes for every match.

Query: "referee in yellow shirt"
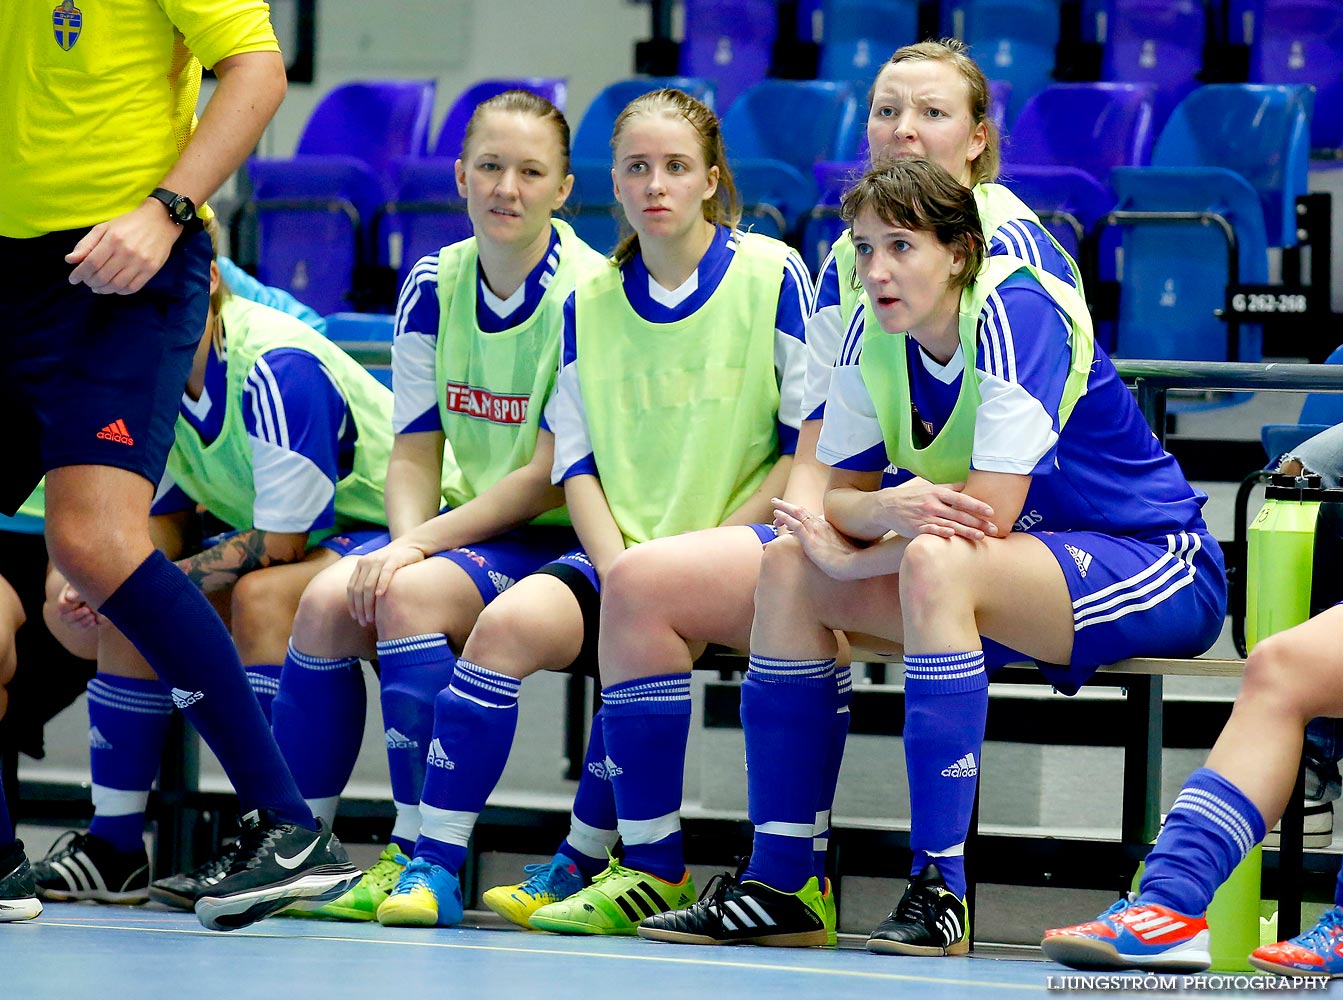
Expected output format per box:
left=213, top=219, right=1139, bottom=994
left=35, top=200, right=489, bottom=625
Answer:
left=0, top=0, right=361, bottom=931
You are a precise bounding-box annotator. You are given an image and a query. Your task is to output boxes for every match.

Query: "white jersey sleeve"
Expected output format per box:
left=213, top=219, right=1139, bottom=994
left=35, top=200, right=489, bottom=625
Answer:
left=814, top=301, right=889, bottom=472
left=774, top=247, right=814, bottom=453
left=391, top=254, right=443, bottom=435
left=802, top=248, right=844, bottom=421
left=545, top=294, right=597, bottom=483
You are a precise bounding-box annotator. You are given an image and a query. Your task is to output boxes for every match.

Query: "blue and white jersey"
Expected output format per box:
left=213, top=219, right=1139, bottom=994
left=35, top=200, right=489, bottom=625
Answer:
left=816, top=272, right=1209, bottom=538
left=545, top=226, right=813, bottom=482
left=392, top=227, right=564, bottom=435
left=152, top=344, right=358, bottom=534
left=802, top=217, right=1075, bottom=420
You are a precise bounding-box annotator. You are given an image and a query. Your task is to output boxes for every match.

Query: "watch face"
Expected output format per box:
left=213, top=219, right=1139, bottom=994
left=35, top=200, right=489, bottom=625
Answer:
left=171, top=197, right=195, bottom=223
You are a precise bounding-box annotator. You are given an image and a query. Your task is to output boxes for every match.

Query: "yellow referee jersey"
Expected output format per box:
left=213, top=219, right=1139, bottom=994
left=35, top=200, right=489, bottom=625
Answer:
left=0, top=0, right=280, bottom=238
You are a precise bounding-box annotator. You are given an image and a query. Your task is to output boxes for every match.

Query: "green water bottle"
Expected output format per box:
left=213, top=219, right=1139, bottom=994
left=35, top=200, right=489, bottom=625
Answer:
left=1247, top=475, right=1328, bottom=649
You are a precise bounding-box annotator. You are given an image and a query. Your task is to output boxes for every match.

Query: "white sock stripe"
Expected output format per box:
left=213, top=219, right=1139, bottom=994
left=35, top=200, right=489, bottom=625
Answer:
left=925, top=841, right=967, bottom=858
left=417, top=802, right=478, bottom=848
left=1074, top=572, right=1195, bottom=632
left=90, top=785, right=150, bottom=816
left=617, top=811, right=681, bottom=846
left=749, top=655, right=837, bottom=669
left=453, top=661, right=523, bottom=698
left=903, top=651, right=985, bottom=665
left=601, top=678, right=692, bottom=705
left=813, top=809, right=831, bottom=834
left=1171, top=798, right=1254, bottom=855
left=376, top=634, right=449, bottom=656
left=447, top=684, right=516, bottom=710
left=747, top=663, right=834, bottom=680
left=286, top=642, right=361, bottom=671
left=246, top=674, right=282, bottom=697
left=904, top=666, right=988, bottom=682
left=1173, top=788, right=1257, bottom=852
left=756, top=820, right=815, bottom=839
left=86, top=682, right=174, bottom=714
left=564, top=815, right=619, bottom=860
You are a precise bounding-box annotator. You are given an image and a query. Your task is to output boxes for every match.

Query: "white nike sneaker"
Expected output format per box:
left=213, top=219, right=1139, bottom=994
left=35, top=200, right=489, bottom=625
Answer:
left=194, top=810, right=360, bottom=931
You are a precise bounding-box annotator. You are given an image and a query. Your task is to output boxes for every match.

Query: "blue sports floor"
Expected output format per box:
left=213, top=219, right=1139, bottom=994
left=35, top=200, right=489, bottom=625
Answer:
left=3, top=903, right=1310, bottom=999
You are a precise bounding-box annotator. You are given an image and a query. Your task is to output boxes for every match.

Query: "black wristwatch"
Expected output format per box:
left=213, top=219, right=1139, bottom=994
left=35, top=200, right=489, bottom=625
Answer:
left=148, top=187, right=199, bottom=228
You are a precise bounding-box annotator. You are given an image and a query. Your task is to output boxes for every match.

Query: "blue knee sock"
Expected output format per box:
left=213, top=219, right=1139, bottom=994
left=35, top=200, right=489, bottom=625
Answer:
left=813, top=664, right=852, bottom=883
left=561, top=707, right=619, bottom=879
left=603, top=674, right=692, bottom=883
left=0, top=771, right=12, bottom=847
left=1140, top=768, right=1267, bottom=914
left=97, top=551, right=312, bottom=826
left=415, top=659, right=521, bottom=875
left=272, top=643, right=367, bottom=826
left=86, top=675, right=174, bottom=852
left=377, top=634, right=458, bottom=844
left=740, top=655, right=837, bottom=893
left=903, top=650, right=989, bottom=900
left=245, top=664, right=283, bottom=725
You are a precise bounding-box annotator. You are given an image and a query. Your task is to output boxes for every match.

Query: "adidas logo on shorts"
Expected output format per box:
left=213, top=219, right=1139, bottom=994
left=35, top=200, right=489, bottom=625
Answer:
left=488, top=570, right=515, bottom=594
left=88, top=726, right=114, bottom=750
left=170, top=688, right=205, bottom=709
left=384, top=727, right=418, bottom=750
left=1064, top=543, right=1093, bottom=578
left=96, top=419, right=135, bottom=446
left=941, top=752, right=978, bottom=778
left=426, top=738, right=456, bottom=770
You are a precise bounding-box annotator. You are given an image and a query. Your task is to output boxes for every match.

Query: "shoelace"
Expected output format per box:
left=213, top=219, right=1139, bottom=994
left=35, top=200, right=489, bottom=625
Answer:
left=186, top=846, right=237, bottom=883
left=365, top=851, right=410, bottom=892
left=37, top=830, right=85, bottom=865
left=893, top=879, right=944, bottom=926
left=231, top=820, right=288, bottom=873
left=1295, top=907, right=1343, bottom=951
left=516, top=860, right=576, bottom=899
left=694, top=856, right=751, bottom=912
left=393, top=858, right=441, bottom=894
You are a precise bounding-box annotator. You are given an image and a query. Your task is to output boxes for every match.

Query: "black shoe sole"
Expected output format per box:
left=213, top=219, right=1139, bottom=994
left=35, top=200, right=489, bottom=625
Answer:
left=195, top=864, right=361, bottom=932
left=638, top=924, right=827, bottom=947
left=147, top=885, right=200, bottom=911
left=867, top=935, right=970, bottom=957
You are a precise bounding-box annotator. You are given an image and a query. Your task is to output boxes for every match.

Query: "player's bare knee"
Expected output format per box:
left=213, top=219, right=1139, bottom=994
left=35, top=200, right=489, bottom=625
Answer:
left=602, top=547, right=665, bottom=625
left=1240, top=632, right=1317, bottom=719
left=897, top=533, right=962, bottom=617
left=291, top=569, right=352, bottom=647
left=460, top=600, right=542, bottom=679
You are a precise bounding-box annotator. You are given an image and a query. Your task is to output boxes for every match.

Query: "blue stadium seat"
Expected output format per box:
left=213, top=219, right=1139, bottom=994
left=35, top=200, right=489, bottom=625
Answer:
left=817, top=0, right=920, bottom=84
left=800, top=159, right=864, bottom=273
left=432, top=78, right=568, bottom=161
left=1094, top=0, right=1208, bottom=133
left=247, top=80, right=437, bottom=315
left=1261, top=342, right=1343, bottom=460
left=568, top=77, right=717, bottom=205
left=1241, top=0, right=1343, bottom=150
left=378, top=79, right=568, bottom=290
left=680, top=0, right=777, bottom=110
left=952, top=0, right=1061, bottom=122
left=1106, top=84, right=1313, bottom=362
left=721, top=79, right=861, bottom=234
left=1001, top=83, right=1155, bottom=257
left=324, top=313, right=395, bottom=389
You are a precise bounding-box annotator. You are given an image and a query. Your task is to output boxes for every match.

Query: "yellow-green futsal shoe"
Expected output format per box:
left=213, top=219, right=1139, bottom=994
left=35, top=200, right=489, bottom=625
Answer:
left=529, top=856, right=695, bottom=935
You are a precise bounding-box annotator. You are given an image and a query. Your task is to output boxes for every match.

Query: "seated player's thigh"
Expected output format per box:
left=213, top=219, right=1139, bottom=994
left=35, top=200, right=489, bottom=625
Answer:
left=0, top=573, right=22, bottom=688
left=461, top=573, right=586, bottom=678
left=377, top=556, right=487, bottom=650
left=230, top=547, right=344, bottom=665
left=601, top=525, right=772, bottom=670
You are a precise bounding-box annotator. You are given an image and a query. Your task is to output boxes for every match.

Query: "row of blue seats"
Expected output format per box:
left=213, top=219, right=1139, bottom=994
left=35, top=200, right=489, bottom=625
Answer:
left=699, top=0, right=1342, bottom=144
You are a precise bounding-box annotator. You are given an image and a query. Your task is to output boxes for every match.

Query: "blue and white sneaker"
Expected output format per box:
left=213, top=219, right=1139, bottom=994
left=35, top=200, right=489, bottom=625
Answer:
left=1042, top=894, right=1211, bottom=972
left=482, top=853, right=584, bottom=929
left=375, top=857, right=464, bottom=928
left=1250, top=906, right=1343, bottom=978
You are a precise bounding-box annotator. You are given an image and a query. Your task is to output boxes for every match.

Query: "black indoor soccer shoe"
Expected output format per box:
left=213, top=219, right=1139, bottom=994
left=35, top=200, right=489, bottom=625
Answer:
left=193, top=811, right=360, bottom=931
left=638, top=868, right=828, bottom=947
left=148, top=843, right=238, bottom=910
left=866, top=863, right=970, bottom=956
left=31, top=830, right=149, bottom=904
left=0, top=840, right=42, bottom=922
